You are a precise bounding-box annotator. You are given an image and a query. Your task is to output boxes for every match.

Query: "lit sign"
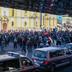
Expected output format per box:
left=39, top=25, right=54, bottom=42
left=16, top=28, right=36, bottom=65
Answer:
left=57, top=16, right=62, bottom=24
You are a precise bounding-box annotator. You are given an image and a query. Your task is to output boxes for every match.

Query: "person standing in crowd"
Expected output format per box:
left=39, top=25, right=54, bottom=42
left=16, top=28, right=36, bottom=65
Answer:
left=22, top=37, right=26, bottom=53
left=70, top=31, right=72, bottom=42
left=0, top=34, right=2, bottom=47
left=48, top=36, right=52, bottom=46
left=0, top=35, right=5, bottom=52
left=0, top=29, right=71, bottom=53
left=13, top=37, right=17, bottom=49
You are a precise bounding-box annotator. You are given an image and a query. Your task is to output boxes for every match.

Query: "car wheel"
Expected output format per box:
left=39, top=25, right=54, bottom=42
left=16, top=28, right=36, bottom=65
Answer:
left=70, top=59, right=72, bottom=65
left=50, top=65, right=55, bottom=72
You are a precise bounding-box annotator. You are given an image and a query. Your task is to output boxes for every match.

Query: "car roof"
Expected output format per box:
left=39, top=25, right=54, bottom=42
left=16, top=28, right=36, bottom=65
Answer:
left=35, top=47, right=64, bottom=52
left=66, top=43, right=72, bottom=45
left=7, top=52, right=25, bottom=57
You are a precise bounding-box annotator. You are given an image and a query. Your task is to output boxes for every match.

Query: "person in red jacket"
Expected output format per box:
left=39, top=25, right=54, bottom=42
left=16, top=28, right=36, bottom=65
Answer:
left=48, top=36, right=52, bottom=46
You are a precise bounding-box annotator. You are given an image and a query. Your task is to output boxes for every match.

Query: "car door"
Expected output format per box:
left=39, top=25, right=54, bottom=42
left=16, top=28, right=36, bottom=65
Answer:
left=49, top=49, right=69, bottom=67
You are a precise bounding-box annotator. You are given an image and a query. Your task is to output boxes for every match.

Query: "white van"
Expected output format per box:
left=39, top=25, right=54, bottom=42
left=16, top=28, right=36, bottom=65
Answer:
left=32, top=47, right=72, bottom=72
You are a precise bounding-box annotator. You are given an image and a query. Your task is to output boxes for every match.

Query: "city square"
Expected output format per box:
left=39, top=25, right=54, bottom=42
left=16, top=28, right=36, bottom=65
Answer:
left=0, top=0, right=72, bottom=72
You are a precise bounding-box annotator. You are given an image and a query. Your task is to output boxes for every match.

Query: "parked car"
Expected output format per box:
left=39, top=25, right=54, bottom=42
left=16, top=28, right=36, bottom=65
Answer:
left=0, top=52, right=39, bottom=72
left=32, top=47, right=72, bottom=72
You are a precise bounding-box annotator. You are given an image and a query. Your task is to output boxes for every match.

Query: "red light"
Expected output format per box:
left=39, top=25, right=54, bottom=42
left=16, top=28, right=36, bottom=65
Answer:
left=43, top=61, right=49, bottom=65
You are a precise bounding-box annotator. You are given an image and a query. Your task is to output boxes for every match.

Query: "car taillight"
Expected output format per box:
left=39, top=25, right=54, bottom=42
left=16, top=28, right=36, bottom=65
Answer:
left=43, top=61, right=49, bottom=65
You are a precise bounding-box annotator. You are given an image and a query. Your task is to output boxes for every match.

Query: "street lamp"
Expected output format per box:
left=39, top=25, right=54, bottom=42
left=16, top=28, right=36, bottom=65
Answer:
left=40, top=0, right=45, bottom=29
left=48, top=17, right=51, bottom=30
left=0, top=17, right=2, bottom=31
left=42, top=14, right=45, bottom=29
left=33, top=13, right=38, bottom=30
left=11, top=17, right=14, bottom=30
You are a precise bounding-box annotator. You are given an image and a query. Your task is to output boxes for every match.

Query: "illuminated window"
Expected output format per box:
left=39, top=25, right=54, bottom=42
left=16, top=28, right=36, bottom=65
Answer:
left=25, top=11, right=27, bottom=13
left=12, top=21, right=14, bottom=26
left=24, top=22, right=27, bottom=26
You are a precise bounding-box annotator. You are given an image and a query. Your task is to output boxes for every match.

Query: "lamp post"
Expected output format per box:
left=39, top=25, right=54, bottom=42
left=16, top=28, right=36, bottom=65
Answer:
left=11, top=17, right=14, bottom=30
left=43, top=15, right=44, bottom=28
left=0, top=18, right=2, bottom=31
left=43, top=14, right=46, bottom=29
left=33, top=14, right=36, bottom=30
left=40, top=0, right=45, bottom=29
left=40, top=13, right=42, bottom=29
left=48, top=17, right=51, bottom=30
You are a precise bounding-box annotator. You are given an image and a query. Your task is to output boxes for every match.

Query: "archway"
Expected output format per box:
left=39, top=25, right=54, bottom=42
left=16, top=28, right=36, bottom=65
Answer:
left=2, top=16, right=9, bottom=31
left=3, top=23, right=7, bottom=31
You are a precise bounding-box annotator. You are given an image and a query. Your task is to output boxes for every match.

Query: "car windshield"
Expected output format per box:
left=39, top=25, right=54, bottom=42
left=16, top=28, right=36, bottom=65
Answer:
left=34, top=50, right=47, bottom=58
left=66, top=44, right=72, bottom=49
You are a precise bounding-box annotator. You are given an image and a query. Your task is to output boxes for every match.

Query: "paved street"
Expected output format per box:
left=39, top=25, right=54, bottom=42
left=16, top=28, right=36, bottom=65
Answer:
left=56, top=65, right=72, bottom=72
left=0, top=42, right=33, bottom=58
left=0, top=42, right=72, bottom=72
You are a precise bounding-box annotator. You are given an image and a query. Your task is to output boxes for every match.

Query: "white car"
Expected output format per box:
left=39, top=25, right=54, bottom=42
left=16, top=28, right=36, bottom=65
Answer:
left=32, top=47, right=72, bottom=72
left=0, top=52, right=39, bottom=72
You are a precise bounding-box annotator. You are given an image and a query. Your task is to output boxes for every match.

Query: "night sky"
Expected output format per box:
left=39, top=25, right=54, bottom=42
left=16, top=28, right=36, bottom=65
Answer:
left=0, top=0, right=72, bottom=15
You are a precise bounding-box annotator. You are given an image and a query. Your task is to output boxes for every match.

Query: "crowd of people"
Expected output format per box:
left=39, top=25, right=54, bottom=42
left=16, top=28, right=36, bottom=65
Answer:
left=0, top=29, right=72, bottom=52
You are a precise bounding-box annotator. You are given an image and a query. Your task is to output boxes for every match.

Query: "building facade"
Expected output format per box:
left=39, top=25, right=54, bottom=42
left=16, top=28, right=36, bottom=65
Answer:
left=0, top=7, right=71, bottom=31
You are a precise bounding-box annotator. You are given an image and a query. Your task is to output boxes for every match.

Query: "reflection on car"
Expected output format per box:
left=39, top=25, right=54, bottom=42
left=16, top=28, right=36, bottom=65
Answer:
left=65, top=43, right=72, bottom=54
left=65, top=43, right=72, bottom=49
left=0, top=52, right=38, bottom=72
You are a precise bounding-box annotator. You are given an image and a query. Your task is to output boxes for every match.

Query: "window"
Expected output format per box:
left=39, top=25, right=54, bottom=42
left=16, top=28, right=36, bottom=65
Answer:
left=21, top=58, right=33, bottom=66
left=66, top=49, right=72, bottom=55
left=12, top=21, right=14, bottom=26
left=50, top=50, right=64, bottom=58
left=25, top=11, right=27, bottom=13
left=24, top=22, right=27, bottom=26
left=34, top=50, right=47, bottom=58
left=66, top=44, right=72, bottom=55
left=66, top=44, right=72, bottom=49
